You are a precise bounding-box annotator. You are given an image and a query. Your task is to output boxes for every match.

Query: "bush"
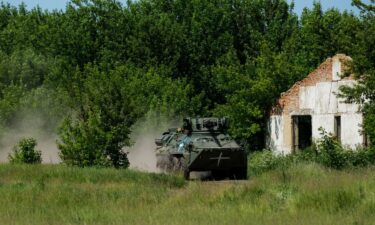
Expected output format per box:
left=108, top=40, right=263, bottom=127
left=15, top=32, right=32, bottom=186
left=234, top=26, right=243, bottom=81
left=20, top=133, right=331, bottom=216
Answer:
left=8, top=138, right=42, bottom=164
left=58, top=114, right=130, bottom=169
left=249, top=128, right=375, bottom=176
left=57, top=66, right=138, bottom=169
left=314, top=128, right=348, bottom=169
left=313, top=128, right=375, bottom=169
left=249, top=150, right=298, bottom=176
left=249, top=150, right=279, bottom=175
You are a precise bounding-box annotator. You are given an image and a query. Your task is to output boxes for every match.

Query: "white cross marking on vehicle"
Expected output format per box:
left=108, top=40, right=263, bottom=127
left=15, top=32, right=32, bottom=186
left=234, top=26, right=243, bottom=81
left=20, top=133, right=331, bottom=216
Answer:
left=210, top=152, right=230, bottom=167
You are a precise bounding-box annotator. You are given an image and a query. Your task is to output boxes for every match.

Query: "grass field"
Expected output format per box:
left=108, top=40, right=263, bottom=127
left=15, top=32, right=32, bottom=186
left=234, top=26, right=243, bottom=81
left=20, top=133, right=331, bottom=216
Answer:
left=1, top=163, right=375, bottom=225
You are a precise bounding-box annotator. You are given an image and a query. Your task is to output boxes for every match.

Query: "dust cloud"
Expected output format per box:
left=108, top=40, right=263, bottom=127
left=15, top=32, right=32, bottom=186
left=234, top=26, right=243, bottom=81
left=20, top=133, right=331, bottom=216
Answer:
left=0, top=108, right=180, bottom=168
left=0, top=112, right=60, bottom=164
left=126, top=113, right=180, bottom=173
left=126, top=133, right=160, bottom=172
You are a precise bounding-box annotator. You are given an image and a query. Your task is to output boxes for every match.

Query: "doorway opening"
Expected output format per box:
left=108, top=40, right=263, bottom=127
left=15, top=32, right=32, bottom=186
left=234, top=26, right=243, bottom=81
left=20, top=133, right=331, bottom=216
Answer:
left=292, top=115, right=312, bottom=152
left=334, top=116, right=341, bottom=143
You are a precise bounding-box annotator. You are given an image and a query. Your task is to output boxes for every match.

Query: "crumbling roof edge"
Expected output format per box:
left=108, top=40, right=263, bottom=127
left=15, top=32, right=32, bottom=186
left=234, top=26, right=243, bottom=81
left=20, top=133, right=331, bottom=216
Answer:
left=270, top=54, right=353, bottom=116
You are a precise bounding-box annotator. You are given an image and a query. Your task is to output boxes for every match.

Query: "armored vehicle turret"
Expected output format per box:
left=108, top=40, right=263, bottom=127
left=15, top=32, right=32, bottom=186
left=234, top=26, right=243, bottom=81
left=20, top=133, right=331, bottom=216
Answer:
left=155, top=117, right=247, bottom=180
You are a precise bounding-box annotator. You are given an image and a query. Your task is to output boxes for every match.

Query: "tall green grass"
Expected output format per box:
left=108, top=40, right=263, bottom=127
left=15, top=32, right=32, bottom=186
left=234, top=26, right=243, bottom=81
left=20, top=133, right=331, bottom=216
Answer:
left=1, top=163, right=375, bottom=225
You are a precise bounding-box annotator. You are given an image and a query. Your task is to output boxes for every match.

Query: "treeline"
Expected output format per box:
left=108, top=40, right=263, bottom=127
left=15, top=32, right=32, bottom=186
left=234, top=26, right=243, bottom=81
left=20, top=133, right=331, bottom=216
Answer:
left=0, top=0, right=373, bottom=167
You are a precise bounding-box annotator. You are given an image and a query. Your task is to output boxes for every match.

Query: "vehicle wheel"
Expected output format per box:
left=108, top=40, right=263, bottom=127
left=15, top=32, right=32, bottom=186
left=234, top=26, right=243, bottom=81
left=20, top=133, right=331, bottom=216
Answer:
left=211, top=170, right=224, bottom=180
left=178, top=156, right=188, bottom=171
left=184, top=169, right=190, bottom=180
left=232, top=167, right=247, bottom=180
left=156, top=155, right=169, bottom=172
left=171, top=156, right=180, bottom=171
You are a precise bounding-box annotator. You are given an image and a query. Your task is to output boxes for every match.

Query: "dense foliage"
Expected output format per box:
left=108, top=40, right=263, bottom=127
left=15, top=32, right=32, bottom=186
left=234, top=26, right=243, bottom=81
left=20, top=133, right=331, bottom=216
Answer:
left=8, top=137, right=42, bottom=164
left=0, top=0, right=373, bottom=167
left=339, top=1, right=375, bottom=143
left=249, top=129, right=375, bottom=176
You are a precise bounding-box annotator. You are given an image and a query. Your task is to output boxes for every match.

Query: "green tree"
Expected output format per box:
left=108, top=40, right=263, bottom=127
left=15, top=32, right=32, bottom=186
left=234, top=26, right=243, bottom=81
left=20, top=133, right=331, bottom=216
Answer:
left=339, top=1, right=375, bottom=142
left=9, top=137, right=42, bottom=164
left=0, top=0, right=371, bottom=159
left=0, top=49, right=54, bottom=131
left=58, top=65, right=137, bottom=168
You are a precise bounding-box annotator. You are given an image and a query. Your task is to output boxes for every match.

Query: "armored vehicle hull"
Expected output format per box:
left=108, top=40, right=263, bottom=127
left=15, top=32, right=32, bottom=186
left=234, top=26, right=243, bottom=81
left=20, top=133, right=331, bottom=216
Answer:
left=155, top=118, right=247, bottom=180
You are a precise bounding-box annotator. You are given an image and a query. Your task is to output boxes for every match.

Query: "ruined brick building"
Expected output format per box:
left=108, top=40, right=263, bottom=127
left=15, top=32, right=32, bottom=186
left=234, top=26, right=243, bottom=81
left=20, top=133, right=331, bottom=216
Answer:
left=267, top=54, right=364, bottom=154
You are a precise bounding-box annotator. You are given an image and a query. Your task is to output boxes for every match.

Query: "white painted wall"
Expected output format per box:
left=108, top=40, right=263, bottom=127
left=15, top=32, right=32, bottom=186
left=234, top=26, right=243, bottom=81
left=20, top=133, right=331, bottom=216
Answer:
left=316, top=82, right=338, bottom=114
left=341, top=113, right=363, bottom=148
left=299, top=86, right=315, bottom=109
left=312, top=114, right=335, bottom=140
left=267, top=115, right=284, bottom=153
left=268, top=78, right=363, bottom=153
left=338, top=80, right=359, bottom=113
left=267, top=115, right=296, bottom=155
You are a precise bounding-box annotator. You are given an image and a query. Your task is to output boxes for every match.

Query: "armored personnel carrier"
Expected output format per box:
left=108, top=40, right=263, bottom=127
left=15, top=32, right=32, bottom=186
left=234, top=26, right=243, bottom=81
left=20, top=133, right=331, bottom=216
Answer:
left=155, top=117, right=247, bottom=180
